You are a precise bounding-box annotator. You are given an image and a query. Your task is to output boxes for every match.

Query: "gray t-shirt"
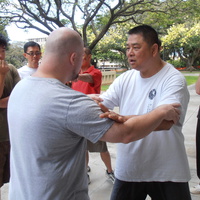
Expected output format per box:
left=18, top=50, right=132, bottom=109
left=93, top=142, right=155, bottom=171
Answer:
left=8, top=77, right=114, bottom=200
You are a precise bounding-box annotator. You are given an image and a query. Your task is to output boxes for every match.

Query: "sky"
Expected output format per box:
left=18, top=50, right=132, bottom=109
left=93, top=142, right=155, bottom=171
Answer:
left=6, top=24, right=47, bottom=42
left=6, top=0, right=118, bottom=42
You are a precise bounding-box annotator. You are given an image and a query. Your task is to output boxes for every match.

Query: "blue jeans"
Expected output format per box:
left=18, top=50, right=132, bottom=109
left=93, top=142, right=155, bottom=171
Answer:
left=110, top=178, right=191, bottom=200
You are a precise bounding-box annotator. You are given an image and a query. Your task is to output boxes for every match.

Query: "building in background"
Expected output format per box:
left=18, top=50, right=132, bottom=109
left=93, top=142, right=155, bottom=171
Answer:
left=27, top=37, right=47, bottom=48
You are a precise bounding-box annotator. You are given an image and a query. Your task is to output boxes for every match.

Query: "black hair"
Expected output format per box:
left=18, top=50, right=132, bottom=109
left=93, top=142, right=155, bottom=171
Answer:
left=84, top=47, right=92, bottom=55
left=0, top=34, right=8, bottom=48
left=24, top=41, right=41, bottom=53
left=128, top=25, right=161, bottom=49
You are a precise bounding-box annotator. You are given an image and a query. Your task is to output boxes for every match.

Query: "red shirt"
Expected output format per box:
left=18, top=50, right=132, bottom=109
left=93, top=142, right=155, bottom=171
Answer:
left=72, top=66, right=102, bottom=94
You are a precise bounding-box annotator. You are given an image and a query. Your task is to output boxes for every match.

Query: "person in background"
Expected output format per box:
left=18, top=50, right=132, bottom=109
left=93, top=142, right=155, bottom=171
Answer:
left=7, top=27, right=180, bottom=200
left=18, top=41, right=41, bottom=79
left=190, top=75, right=200, bottom=194
left=98, top=25, right=191, bottom=200
left=72, top=47, right=115, bottom=184
left=0, top=34, right=20, bottom=200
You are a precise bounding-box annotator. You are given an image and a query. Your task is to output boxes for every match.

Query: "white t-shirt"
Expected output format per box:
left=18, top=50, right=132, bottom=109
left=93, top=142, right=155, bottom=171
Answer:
left=18, top=65, right=37, bottom=79
left=101, top=63, right=191, bottom=182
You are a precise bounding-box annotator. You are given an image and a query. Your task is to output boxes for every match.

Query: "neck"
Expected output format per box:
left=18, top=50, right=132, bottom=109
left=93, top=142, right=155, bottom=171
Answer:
left=140, top=59, right=166, bottom=78
left=81, top=65, right=91, bottom=72
left=28, top=63, right=38, bottom=69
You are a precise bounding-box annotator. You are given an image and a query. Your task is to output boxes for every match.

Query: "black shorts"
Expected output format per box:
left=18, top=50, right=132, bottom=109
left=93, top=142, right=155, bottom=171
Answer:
left=111, top=179, right=191, bottom=200
left=0, top=141, right=10, bottom=187
left=196, top=109, right=200, bottom=178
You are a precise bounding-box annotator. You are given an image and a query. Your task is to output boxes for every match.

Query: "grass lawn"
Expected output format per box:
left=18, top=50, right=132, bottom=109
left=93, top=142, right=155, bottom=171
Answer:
left=185, top=76, right=198, bottom=86
left=101, top=85, right=110, bottom=91
left=101, top=72, right=199, bottom=91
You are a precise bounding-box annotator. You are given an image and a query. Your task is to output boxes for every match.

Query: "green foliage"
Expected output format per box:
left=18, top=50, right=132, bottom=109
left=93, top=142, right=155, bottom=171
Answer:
left=167, top=59, right=186, bottom=68
left=92, top=23, right=132, bottom=68
left=1, top=0, right=200, bottom=68
left=162, top=22, right=200, bottom=68
left=0, top=19, right=9, bottom=39
left=6, top=42, right=26, bottom=68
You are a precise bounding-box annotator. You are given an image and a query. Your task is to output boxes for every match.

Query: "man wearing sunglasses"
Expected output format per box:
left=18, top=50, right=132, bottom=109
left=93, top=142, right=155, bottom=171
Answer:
left=18, top=41, right=41, bottom=79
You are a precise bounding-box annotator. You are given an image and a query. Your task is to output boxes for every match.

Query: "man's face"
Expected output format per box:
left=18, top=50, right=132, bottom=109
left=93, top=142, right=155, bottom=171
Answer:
left=23, top=46, right=41, bottom=68
left=0, top=45, right=6, bottom=60
left=71, top=48, right=84, bottom=80
left=126, top=34, right=153, bottom=72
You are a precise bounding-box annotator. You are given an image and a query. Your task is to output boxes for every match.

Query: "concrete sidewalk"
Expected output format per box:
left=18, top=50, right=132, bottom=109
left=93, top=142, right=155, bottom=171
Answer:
left=1, top=84, right=200, bottom=200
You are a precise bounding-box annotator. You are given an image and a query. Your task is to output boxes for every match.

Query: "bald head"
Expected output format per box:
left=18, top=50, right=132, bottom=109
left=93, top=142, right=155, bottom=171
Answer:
left=45, top=27, right=83, bottom=56
left=35, top=28, right=84, bottom=83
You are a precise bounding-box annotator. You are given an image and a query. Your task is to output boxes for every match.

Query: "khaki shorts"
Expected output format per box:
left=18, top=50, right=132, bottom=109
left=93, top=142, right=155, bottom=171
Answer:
left=0, top=141, right=10, bottom=187
left=87, top=140, right=108, bottom=152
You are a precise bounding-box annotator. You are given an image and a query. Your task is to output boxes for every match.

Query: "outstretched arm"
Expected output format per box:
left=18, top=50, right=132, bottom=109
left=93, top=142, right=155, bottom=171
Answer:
left=77, top=73, right=94, bottom=83
left=99, top=102, right=176, bottom=130
left=100, top=103, right=180, bottom=143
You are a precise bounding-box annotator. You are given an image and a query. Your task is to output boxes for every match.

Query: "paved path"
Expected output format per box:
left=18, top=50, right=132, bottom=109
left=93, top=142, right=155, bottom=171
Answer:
left=1, top=84, right=200, bottom=200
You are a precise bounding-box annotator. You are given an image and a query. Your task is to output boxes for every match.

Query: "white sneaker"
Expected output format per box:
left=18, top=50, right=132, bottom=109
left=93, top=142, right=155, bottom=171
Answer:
left=190, top=184, right=200, bottom=194
left=106, top=170, right=115, bottom=184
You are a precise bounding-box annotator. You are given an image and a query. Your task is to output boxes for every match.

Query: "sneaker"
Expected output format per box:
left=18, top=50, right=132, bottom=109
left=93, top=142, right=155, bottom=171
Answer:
left=190, top=184, right=200, bottom=194
left=87, top=166, right=91, bottom=173
left=87, top=174, right=91, bottom=185
left=106, top=170, right=115, bottom=184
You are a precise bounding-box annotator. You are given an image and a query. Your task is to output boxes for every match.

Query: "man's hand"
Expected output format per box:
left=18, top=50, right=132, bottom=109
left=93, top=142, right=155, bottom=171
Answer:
left=158, top=103, right=181, bottom=124
left=88, top=94, right=103, bottom=104
left=0, top=60, right=10, bottom=75
left=99, top=103, right=127, bottom=123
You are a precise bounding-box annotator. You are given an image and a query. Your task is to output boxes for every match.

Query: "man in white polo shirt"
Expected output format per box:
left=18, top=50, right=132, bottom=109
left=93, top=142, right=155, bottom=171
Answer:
left=18, top=41, right=41, bottom=79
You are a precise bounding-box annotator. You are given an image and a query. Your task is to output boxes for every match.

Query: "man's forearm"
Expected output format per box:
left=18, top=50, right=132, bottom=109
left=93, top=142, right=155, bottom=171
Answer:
left=100, top=103, right=180, bottom=143
left=78, top=74, right=94, bottom=83
left=154, top=120, right=174, bottom=131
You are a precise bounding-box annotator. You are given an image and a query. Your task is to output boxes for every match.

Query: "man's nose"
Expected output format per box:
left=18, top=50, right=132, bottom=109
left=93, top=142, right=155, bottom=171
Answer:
left=127, top=48, right=134, bottom=56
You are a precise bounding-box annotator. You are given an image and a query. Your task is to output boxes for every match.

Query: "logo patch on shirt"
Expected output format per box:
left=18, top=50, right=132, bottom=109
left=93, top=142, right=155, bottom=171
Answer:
left=149, top=89, right=156, bottom=100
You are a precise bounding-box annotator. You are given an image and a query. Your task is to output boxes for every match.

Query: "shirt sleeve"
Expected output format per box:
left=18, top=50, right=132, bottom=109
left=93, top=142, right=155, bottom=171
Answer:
left=157, top=71, right=189, bottom=125
left=66, top=94, right=114, bottom=143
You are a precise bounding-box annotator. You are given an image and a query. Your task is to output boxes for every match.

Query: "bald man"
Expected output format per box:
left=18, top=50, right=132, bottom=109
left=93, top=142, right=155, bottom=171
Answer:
left=7, top=27, right=180, bottom=200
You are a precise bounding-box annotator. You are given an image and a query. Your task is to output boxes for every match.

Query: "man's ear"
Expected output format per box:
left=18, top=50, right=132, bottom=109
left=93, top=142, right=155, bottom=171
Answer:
left=69, top=52, right=76, bottom=66
left=23, top=53, right=27, bottom=58
left=151, top=43, right=159, bottom=57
